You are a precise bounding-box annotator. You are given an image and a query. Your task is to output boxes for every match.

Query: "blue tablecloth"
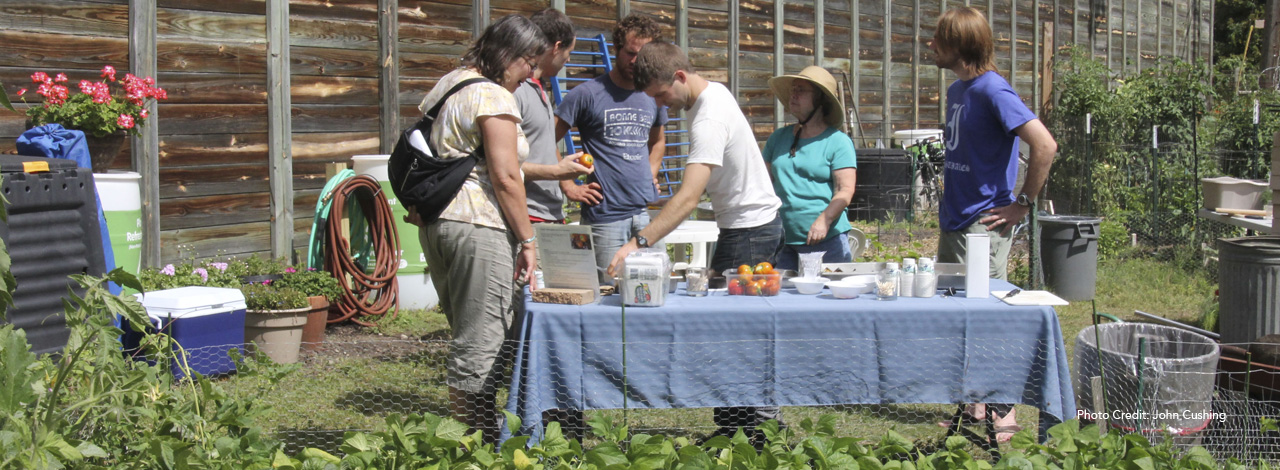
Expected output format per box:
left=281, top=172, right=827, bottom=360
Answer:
left=505, top=280, right=1075, bottom=441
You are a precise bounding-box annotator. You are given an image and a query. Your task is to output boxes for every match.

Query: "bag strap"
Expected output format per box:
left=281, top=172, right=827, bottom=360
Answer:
left=424, top=77, right=493, bottom=120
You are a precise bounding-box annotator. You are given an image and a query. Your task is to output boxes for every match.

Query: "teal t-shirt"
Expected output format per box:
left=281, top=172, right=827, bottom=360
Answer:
left=763, top=126, right=858, bottom=245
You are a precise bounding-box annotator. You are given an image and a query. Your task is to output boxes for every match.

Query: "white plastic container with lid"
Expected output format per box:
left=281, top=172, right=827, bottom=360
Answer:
left=914, top=257, right=937, bottom=297
left=621, top=251, right=668, bottom=307
left=131, top=286, right=247, bottom=378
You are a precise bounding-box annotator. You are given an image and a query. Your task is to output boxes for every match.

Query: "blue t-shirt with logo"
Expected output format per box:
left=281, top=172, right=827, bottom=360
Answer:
left=939, top=71, right=1036, bottom=232
left=556, top=74, right=668, bottom=224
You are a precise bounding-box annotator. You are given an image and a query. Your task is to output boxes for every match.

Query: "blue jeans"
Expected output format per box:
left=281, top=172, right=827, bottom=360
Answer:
left=709, top=216, right=783, bottom=273
left=774, top=232, right=853, bottom=271
left=590, top=212, right=666, bottom=285
left=708, top=215, right=784, bottom=428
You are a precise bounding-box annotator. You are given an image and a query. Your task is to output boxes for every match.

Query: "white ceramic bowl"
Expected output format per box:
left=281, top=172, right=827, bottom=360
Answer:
left=844, top=274, right=876, bottom=285
left=827, top=280, right=873, bottom=299
left=789, top=276, right=830, bottom=295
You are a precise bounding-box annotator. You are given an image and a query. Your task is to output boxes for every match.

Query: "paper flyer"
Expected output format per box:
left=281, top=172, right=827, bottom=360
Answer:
left=534, top=224, right=599, bottom=302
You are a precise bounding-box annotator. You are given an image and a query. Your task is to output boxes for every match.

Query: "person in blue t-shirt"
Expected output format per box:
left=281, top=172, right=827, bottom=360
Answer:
left=554, top=14, right=669, bottom=285
left=762, top=66, right=858, bottom=271
left=930, top=6, right=1058, bottom=445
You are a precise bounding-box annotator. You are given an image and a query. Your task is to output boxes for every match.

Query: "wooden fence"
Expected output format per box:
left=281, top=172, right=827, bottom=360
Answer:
left=0, top=0, right=1211, bottom=265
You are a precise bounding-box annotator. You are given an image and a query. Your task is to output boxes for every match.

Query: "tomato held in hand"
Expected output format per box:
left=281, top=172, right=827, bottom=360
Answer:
left=578, top=153, right=594, bottom=169
left=753, top=262, right=774, bottom=275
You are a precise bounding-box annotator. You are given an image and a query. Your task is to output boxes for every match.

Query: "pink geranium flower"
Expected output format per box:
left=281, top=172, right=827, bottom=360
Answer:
left=101, top=65, right=116, bottom=81
left=117, top=114, right=135, bottom=129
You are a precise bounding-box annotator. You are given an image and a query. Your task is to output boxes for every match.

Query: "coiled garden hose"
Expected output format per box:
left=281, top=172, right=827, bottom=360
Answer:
left=324, top=175, right=400, bottom=326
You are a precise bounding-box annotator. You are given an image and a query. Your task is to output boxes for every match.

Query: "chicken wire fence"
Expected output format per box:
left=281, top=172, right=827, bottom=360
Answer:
left=130, top=330, right=1280, bottom=463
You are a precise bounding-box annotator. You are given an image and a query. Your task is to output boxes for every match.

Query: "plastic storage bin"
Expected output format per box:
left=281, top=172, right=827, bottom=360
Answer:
left=125, top=286, right=246, bottom=379
left=1201, top=176, right=1268, bottom=211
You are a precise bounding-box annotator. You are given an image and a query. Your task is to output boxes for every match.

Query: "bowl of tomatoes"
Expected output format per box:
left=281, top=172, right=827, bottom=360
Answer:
left=725, top=262, right=782, bottom=296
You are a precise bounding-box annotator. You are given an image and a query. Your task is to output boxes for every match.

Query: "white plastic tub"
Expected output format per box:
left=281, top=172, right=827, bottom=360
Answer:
left=1202, top=176, right=1268, bottom=211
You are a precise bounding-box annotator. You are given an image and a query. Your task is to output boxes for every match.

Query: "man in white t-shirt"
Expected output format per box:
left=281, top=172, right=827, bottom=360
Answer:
left=604, top=41, right=783, bottom=444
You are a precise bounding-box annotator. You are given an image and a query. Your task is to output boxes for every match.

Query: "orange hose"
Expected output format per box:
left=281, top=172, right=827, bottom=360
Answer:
left=324, top=175, right=399, bottom=326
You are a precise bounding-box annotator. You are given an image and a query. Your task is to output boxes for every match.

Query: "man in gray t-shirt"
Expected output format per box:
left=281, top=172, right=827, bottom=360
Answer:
left=517, top=8, right=592, bottom=223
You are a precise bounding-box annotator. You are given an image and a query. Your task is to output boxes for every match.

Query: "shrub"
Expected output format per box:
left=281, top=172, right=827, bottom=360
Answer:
left=274, top=267, right=342, bottom=302
left=241, top=283, right=309, bottom=311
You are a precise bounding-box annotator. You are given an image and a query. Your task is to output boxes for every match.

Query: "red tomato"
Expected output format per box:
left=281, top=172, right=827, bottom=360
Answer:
left=578, top=153, right=594, bottom=169
left=764, top=277, right=781, bottom=296
left=737, top=264, right=754, bottom=282
left=728, top=282, right=744, bottom=295
left=751, top=279, right=767, bottom=296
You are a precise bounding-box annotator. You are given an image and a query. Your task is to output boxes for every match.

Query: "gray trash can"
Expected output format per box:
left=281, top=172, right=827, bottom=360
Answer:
left=1074, top=323, right=1220, bottom=447
left=1217, top=236, right=1280, bottom=344
left=1038, top=215, right=1101, bottom=301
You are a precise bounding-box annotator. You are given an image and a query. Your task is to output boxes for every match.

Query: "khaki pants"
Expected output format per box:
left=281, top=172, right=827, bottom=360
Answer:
left=937, top=222, right=1014, bottom=280
left=420, top=220, right=519, bottom=393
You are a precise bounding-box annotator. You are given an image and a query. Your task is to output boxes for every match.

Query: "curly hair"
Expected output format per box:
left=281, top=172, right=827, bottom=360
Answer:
left=461, top=15, right=547, bottom=83
left=612, top=14, right=663, bottom=51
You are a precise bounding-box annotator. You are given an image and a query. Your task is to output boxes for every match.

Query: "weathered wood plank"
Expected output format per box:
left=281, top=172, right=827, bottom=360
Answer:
left=0, top=2, right=128, bottom=37
left=159, top=162, right=334, bottom=198
left=0, top=31, right=129, bottom=70
left=160, top=217, right=312, bottom=261
left=134, top=0, right=162, bottom=267
left=158, top=132, right=379, bottom=167
left=157, top=8, right=266, bottom=43
left=161, top=191, right=321, bottom=230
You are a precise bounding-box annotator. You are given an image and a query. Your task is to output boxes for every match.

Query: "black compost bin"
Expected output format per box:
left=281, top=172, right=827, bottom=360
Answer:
left=0, top=155, right=106, bottom=354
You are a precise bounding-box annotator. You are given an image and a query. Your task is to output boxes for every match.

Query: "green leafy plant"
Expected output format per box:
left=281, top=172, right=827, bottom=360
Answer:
left=241, top=283, right=309, bottom=311
left=14, top=66, right=167, bottom=138
left=273, top=267, right=342, bottom=302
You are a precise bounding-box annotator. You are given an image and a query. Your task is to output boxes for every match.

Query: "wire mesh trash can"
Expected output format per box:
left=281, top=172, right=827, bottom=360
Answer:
left=1039, top=215, right=1101, bottom=301
left=1074, top=323, right=1220, bottom=446
left=1217, top=236, right=1280, bottom=344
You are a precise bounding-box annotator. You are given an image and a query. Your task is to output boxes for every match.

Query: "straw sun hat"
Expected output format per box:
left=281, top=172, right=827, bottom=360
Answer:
left=768, top=66, right=845, bottom=129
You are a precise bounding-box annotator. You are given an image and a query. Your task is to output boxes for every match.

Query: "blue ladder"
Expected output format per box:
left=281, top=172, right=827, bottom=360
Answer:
left=549, top=34, right=689, bottom=199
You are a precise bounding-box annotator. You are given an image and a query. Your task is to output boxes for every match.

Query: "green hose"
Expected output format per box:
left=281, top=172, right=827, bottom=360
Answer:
left=307, top=169, right=355, bottom=269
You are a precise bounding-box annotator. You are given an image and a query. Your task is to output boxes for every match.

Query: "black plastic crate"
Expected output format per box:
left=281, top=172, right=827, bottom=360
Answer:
left=0, top=155, right=105, bottom=354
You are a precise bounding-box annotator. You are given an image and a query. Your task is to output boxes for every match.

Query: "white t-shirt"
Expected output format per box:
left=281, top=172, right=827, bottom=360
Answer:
left=686, top=82, right=781, bottom=229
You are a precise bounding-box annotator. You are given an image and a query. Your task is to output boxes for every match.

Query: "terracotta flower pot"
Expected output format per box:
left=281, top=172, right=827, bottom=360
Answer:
left=301, top=296, right=329, bottom=351
left=84, top=132, right=127, bottom=173
left=244, top=307, right=309, bottom=364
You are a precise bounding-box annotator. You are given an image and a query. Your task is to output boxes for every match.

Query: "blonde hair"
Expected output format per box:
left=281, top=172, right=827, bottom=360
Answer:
left=935, top=7, right=997, bottom=76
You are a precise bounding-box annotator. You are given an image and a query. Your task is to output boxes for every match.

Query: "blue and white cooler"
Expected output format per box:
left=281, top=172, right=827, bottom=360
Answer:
left=127, top=286, right=246, bottom=379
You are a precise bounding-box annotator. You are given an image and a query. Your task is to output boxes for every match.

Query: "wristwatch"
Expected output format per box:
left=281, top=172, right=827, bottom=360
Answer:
left=636, top=235, right=650, bottom=248
left=1015, top=193, right=1032, bottom=207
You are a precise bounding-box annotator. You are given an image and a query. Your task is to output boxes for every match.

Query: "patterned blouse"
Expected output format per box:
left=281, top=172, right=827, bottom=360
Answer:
left=417, top=68, right=529, bottom=230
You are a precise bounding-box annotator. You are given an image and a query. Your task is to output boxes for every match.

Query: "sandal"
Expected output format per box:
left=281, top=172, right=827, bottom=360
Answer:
left=937, top=404, right=987, bottom=429
left=991, top=408, right=1021, bottom=443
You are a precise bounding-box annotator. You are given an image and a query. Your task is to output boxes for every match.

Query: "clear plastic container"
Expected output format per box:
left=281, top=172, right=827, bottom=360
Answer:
left=725, top=270, right=782, bottom=296
left=876, top=262, right=900, bottom=300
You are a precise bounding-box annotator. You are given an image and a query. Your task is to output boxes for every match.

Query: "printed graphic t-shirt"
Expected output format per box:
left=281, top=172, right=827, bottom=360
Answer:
left=555, top=74, right=668, bottom=224
left=939, top=71, right=1036, bottom=232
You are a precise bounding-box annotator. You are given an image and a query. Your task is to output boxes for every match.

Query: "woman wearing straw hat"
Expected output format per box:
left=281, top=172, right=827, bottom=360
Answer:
left=763, top=66, right=858, bottom=271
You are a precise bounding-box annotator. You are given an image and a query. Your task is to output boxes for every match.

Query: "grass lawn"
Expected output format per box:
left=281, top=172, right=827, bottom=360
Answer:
left=222, top=252, right=1218, bottom=454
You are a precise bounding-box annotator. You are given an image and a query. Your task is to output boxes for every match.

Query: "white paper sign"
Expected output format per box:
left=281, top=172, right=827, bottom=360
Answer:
left=534, top=224, right=599, bottom=302
left=964, top=233, right=990, bottom=298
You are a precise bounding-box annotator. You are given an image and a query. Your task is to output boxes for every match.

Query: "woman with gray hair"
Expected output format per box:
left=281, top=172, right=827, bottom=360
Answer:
left=407, top=14, right=545, bottom=443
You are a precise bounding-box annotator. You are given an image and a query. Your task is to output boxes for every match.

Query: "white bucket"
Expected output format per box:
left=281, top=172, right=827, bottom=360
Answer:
left=351, top=155, right=439, bottom=311
left=95, top=171, right=143, bottom=285
left=891, top=129, right=944, bottom=149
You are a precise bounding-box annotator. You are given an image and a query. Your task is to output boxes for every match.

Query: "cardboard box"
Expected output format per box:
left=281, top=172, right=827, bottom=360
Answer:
left=124, top=286, right=246, bottom=379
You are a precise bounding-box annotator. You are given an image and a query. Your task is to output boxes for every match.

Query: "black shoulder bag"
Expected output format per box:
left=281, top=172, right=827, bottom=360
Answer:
left=387, top=77, right=492, bottom=225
